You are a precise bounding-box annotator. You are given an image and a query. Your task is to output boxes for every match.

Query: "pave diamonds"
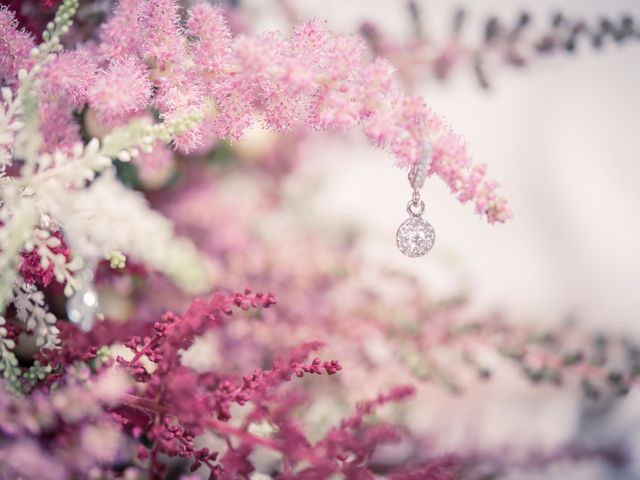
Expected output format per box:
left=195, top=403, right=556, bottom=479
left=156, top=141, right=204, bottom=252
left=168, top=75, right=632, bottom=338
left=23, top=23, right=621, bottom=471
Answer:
left=396, top=217, right=435, bottom=257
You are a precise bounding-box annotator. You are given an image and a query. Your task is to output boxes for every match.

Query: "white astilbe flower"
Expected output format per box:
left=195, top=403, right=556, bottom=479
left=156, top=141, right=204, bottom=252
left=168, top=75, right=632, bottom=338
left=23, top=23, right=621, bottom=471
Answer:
left=9, top=280, right=60, bottom=349
left=0, top=99, right=209, bottom=307
left=0, top=200, right=38, bottom=307
left=53, top=171, right=213, bottom=294
left=0, top=87, right=22, bottom=173
left=0, top=316, right=20, bottom=392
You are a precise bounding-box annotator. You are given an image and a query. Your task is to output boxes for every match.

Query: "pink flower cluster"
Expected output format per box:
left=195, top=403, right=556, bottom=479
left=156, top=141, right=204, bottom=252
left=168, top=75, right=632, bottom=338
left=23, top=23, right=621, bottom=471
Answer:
left=425, top=111, right=512, bottom=223
left=1, top=0, right=509, bottom=223
left=0, top=6, right=34, bottom=85
left=36, top=50, right=97, bottom=151
left=87, top=55, right=152, bottom=125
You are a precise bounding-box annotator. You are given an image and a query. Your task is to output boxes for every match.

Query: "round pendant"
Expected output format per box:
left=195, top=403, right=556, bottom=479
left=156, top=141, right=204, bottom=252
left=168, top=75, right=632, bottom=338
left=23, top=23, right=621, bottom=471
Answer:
left=396, top=217, right=435, bottom=257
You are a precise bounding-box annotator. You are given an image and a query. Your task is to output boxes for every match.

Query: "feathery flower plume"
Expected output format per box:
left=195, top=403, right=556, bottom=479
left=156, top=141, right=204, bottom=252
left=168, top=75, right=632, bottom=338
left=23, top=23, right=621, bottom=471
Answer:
left=88, top=56, right=152, bottom=124
left=0, top=6, right=35, bottom=84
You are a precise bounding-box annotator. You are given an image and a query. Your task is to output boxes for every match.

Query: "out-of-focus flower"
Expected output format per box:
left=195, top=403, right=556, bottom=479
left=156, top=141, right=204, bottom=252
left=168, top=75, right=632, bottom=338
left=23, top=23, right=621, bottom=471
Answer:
left=0, top=6, right=34, bottom=84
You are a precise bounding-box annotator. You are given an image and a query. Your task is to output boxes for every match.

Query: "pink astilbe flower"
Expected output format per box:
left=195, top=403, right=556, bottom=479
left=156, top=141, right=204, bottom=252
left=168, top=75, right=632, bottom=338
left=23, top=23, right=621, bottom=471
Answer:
left=113, top=286, right=428, bottom=479
left=153, top=68, right=207, bottom=152
left=2, top=1, right=509, bottom=222
left=114, top=290, right=308, bottom=477
left=88, top=56, right=152, bottom=124
left=191, top=7, right=510, bottom=220
left=153, top=70, right=205, bottom=115
left=113, top=290, right=428, bottom=479
left=186, top=4, right=233, bottom=72
left=133, top=140, right=174, bottom=183
left=184, top=5, right=244, bottom=146
left=306, top=34, right=368, bottom=132
left=183, top=114, right=221, bottom=156
left=210, top=87, right=255, bottom=141
left=138, top=0, right=187, bottom=68
left=234, top=32, right=292, bottom=130
left=425, top=111, right=512, bottom=223
left=189, top=17, right=395, bottom=144
left=38, top=100, right=82, bottom=153
left=362, top=90, right=428, bottom=169
left=35, top=50, right=96, bottom=153
left=318, top=385, right=415, bottom=461
left=191, top=12, right=508, bottom=221
left=0, top=5, right=35, bottom=84
left=98, top=0, right=142, bottom=59
left=39, top=51, right=96, bottom=107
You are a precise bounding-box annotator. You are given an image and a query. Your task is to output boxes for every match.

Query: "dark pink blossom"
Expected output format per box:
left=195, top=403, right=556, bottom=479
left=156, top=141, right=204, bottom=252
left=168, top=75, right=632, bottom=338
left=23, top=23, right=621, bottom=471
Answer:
left=19, top=232, right=71, bottom=288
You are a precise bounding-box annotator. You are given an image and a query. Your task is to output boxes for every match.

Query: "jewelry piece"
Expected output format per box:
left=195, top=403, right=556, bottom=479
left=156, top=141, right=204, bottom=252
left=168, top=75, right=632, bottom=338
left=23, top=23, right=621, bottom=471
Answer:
left=396, top=141, right=435, bottom=257
left=66, top=263, right=99, bottom=331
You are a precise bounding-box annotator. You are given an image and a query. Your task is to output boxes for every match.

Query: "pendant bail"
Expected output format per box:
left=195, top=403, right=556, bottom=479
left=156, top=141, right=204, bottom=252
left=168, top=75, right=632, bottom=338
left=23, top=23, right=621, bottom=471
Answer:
left=407, top=190, right=425, bottom=217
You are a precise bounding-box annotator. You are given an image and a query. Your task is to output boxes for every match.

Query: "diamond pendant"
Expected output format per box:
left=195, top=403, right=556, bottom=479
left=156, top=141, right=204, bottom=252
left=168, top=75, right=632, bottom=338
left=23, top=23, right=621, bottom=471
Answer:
left=398, top=139, right=435, bottom=257
left=396, top=216, right=435, bottom=257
